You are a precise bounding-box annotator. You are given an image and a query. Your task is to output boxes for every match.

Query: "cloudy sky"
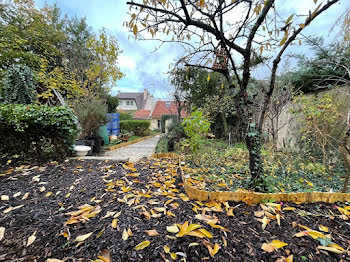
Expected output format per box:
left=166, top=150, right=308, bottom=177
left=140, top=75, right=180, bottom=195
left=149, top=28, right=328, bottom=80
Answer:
left=35, top=0, right=348, bottom=99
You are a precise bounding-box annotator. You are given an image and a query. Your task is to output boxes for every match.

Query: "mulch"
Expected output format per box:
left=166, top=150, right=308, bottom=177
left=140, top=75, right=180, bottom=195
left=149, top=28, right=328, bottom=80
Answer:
left=0, top=156, right=350, bottom=262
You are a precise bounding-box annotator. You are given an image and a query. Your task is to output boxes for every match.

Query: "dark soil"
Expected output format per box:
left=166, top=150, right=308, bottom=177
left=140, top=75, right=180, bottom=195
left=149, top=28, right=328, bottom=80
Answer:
left=0, top=156, right=349, bottom=262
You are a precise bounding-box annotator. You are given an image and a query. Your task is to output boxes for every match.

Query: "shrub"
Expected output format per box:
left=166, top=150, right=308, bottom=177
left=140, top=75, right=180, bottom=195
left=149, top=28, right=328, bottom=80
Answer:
left=120, top=120, right=150, bottom=136
left=119, top=112, right=133, bottom=120
left=72, top=96, right=108, bottom=139
left=106, top=94, right=119, bottom=113
left=1, top=64, right=37, bottom=104
left=0, top=103, right=78, bottom=159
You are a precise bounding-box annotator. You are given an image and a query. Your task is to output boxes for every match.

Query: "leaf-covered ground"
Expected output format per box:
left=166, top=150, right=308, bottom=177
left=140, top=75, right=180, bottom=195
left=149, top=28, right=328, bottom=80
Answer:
left=0, top=156, right=350, bottom=262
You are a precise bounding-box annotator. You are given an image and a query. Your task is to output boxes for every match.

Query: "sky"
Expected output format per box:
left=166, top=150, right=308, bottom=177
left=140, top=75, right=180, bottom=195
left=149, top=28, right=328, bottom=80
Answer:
left=35, top=0, right=348, bottom=99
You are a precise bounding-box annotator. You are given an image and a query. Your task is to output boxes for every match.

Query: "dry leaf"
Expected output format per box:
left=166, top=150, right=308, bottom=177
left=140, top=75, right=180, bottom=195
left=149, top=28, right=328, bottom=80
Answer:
left=111, top=218, right=118, bottom=228
left=164, top=245, right=170, bottom=253
left=271, top=240, right=287, bottom=249
left=1, top=195, right=9, bottom=201
left=166, top=224, right=179, bottom=233
left=27, top=232, right=36, bottom=247
left=261, top=243, right=275, bottom=253
left=13, top=192, right=21, bottom=198
left=145, top=229, right=159, bottom=236
left=0, top=227, right=5, bottom=241
left=134, top=240, right=150, bottom=250
left=39, top=186, right=46, bottom=192
left=122, top=229, right=129, bottom=241
left=317, top=245, right=344, bottom=254
left=75, top=232, right=93, bottom=242
left=318, top=225, right=329, bottom=232
left=262, top=216, right=268, bottom=230
left=46, top=259, right=64, bottom=262
left=22, top=192, right=29, bottom=200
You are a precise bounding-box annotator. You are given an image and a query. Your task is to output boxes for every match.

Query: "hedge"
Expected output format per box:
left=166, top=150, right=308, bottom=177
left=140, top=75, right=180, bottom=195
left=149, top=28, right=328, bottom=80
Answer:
left=0, top=103, right=78, bottom=159
left=120, top=120, right=150, bottom=136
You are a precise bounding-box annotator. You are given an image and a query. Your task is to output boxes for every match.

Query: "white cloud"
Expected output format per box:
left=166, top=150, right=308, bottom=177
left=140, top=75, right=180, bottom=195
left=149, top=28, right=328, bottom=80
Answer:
left=118, top=55, right=136, bottom=70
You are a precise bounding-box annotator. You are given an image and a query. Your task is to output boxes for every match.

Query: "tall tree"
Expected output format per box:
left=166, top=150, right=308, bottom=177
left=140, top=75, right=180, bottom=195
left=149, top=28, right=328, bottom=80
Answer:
left=126, top=0, right=339, bottom=187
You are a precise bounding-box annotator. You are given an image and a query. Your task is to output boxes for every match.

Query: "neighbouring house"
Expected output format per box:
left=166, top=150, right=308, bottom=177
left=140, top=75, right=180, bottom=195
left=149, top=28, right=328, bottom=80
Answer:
left=134, top=101, right=188, bottom=131
left=116, top=89, right=154, bottom=112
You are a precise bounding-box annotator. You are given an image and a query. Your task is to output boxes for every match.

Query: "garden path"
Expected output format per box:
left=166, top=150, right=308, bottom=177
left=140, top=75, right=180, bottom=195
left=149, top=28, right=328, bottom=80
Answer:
left=104, top=134, right=161, bottom=162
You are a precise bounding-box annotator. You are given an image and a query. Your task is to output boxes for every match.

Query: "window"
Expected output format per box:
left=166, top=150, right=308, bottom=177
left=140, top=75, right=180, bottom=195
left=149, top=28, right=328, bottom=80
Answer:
left=119, top=100, right=122, bottom=105
left=130, top=101, right=133, bottom=105
left=157, top=120, right=161, bottom=129
left=165, top=101, right=171, bottom=108
left=126, top=101, right=129, bottom=105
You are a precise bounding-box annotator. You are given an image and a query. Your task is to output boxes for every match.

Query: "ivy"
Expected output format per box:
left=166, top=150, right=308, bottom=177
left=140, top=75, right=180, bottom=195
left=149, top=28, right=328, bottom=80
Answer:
left=0, top=103, right=78, bottom=159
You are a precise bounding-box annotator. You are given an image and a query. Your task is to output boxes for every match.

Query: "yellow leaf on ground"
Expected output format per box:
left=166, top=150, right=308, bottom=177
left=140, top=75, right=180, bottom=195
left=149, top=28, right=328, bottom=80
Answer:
left=0, top=227, right=5, bottom=241
left=197, top=228, right=213, bottom=238
left=46, top=259, right=64, bottom=262
left=262, top=216, right=268, bottom=230
left=293, top=231, right=307, bottom=237
left=329, top=243, right=345, bottom=251
left=163, top=245, right=170, bottom=253
left=261, top=243, right=275, bottom=252
left=111, top=219, right=118, bottom=228
left=166, top=224, right=179, bottom=233
left=134, top=240, right=150, bottom=250
left=27, top=232, right=36, bottom=247
left=271, top=240, right=287, bottom=249
left=307, top=230, right=326, bottom=239
left=318, top=245, right=344, bottom=254
left=145, top=229, right=159, bottom=236
left=22, top=192, right=29, bottom=200
left=13, top=192, right=21, bottom=198
left=75, top=232, right=93, bottom=242
left=283, top=207, right=295, bottom=211
left=208, top=222, right=230, bottom=232
left=40, top=186, right=46, bottom=192
left=318, top=225, right=329, bottom=232
left=122, top=229, right=129, bottom=240
left=170, top=252, right=177, bottom=259
left=210, top=243, right=220, bottom=257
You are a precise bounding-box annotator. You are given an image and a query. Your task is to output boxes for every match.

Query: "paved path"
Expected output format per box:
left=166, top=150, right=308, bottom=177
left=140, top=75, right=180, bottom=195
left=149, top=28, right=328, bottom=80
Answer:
left=104, top=135, right=161, bottom=162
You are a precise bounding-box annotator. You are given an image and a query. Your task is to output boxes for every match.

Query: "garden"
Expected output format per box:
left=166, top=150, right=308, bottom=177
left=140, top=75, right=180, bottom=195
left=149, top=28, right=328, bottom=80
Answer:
left=1, top=0, right=350, bottom=261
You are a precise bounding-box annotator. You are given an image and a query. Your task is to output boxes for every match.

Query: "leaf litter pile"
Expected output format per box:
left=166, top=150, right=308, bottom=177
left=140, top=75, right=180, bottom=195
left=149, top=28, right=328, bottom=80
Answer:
left=0, top=156, right=350, bottom=261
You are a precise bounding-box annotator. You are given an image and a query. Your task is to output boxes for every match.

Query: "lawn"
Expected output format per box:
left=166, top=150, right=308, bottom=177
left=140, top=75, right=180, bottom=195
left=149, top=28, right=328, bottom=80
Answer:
left=0, top=155, right=349, bottom=261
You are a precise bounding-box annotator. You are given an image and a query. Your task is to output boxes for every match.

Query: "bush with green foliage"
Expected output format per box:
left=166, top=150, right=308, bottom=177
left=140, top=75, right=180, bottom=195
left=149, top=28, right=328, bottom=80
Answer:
left=1, top=64, right=36, bottom=104
left=120, top=120, right=150, bottom=136
left=0, top=103, right=78, bottom=159
left=72, top=96, right=108, bottom=139
left=106, top=94, right=119, bottom=113
left=182, top=109, right=211, bottom=156
left=118, top=112, right=133, bottom=120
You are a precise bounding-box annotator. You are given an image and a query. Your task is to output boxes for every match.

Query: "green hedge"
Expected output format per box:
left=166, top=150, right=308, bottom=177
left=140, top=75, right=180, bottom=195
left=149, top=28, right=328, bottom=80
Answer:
left=119, top=112, right=133, bottom=120
left=0, top=103, right=78, bottom=159
left=120, top=120, right=150, bottom=136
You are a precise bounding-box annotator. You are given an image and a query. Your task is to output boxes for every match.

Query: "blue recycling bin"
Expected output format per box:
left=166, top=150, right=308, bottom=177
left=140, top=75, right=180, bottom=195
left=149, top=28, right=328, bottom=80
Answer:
left=106, top=113, right=120, bottom=136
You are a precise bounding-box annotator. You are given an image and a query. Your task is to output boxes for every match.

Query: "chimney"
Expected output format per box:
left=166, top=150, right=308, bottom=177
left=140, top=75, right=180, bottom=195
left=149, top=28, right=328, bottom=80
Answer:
left=143, top=89, right=148, bottom=100
left=117, top=90, right=121, bottom=96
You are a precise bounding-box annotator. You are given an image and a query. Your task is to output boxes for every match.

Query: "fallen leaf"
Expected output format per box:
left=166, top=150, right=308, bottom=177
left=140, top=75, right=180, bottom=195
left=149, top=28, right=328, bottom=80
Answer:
left=22, top=192, right=29, bottom=200
left=283, top=207, right=295, bottom=211
left=262, top=216, right=268, bottom=230
left=122, top=229, right=129, bottom=240
left=164, top=245, right=170, bottom=253
left=111, top=219, right=118, bottom=228
left=318, top=225, right=329, bottom=232
left=145, top=229, right=159, bottom=236
left=0, top=227, right=5, bottom=241
left=134, top=240, right=150, bottom=250
left=318, top=245, right=344, bottom=254
left=261, top=243, right=275, bottom=253
left=170, top=252, right=177, bottom=260
left=27, top=232, right=36, bottom=247
left=46, top=259, right=64, bottom=262
left=271, top=240, right=287, bottom=249
left=39, top=186, right=46, bottom=192
left=13, top=192, right=21, bottom=198
left=307, top=230, right=326, bottom=239
left=1, top=195, right=9, bottom=201
left=75, top=232, right=93, bottom=242
left=166, top=224, right=179, bottom=233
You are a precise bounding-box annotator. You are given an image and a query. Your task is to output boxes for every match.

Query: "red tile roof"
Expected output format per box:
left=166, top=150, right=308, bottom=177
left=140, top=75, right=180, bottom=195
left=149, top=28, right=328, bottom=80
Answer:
left=151, top=101, right=189, bottom=119
left=134, top=110, right=150, bottom=119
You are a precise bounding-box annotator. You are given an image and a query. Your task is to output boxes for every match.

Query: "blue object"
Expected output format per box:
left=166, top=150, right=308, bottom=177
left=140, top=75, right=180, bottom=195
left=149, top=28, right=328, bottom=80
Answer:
left=106, top=113, right=120, bottom=136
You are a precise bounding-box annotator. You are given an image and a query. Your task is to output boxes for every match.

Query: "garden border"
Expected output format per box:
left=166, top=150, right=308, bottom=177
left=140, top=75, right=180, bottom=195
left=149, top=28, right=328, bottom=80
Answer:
left=106, top=133, right=159, bottom=151
left=152, top=153, right=350, bottom=204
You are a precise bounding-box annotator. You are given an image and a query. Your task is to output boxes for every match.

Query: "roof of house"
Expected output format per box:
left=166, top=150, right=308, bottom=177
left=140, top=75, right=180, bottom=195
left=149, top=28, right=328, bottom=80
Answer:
left=117, top=92, right=145, bottom=109
left=134, top=109, right=150, bottom=120
left=151, top=101, right=189, bottom=119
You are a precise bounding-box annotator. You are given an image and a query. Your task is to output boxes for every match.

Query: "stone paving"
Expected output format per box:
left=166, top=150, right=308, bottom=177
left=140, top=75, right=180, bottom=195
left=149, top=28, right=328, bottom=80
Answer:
left=104, top=135, right=161, bottom=162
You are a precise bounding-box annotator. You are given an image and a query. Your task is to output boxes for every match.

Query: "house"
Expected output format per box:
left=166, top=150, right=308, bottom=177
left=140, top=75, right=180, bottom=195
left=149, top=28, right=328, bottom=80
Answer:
left=117, top=89, right=154, bottom=112
left=134, top=101, right=188, bottom=131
